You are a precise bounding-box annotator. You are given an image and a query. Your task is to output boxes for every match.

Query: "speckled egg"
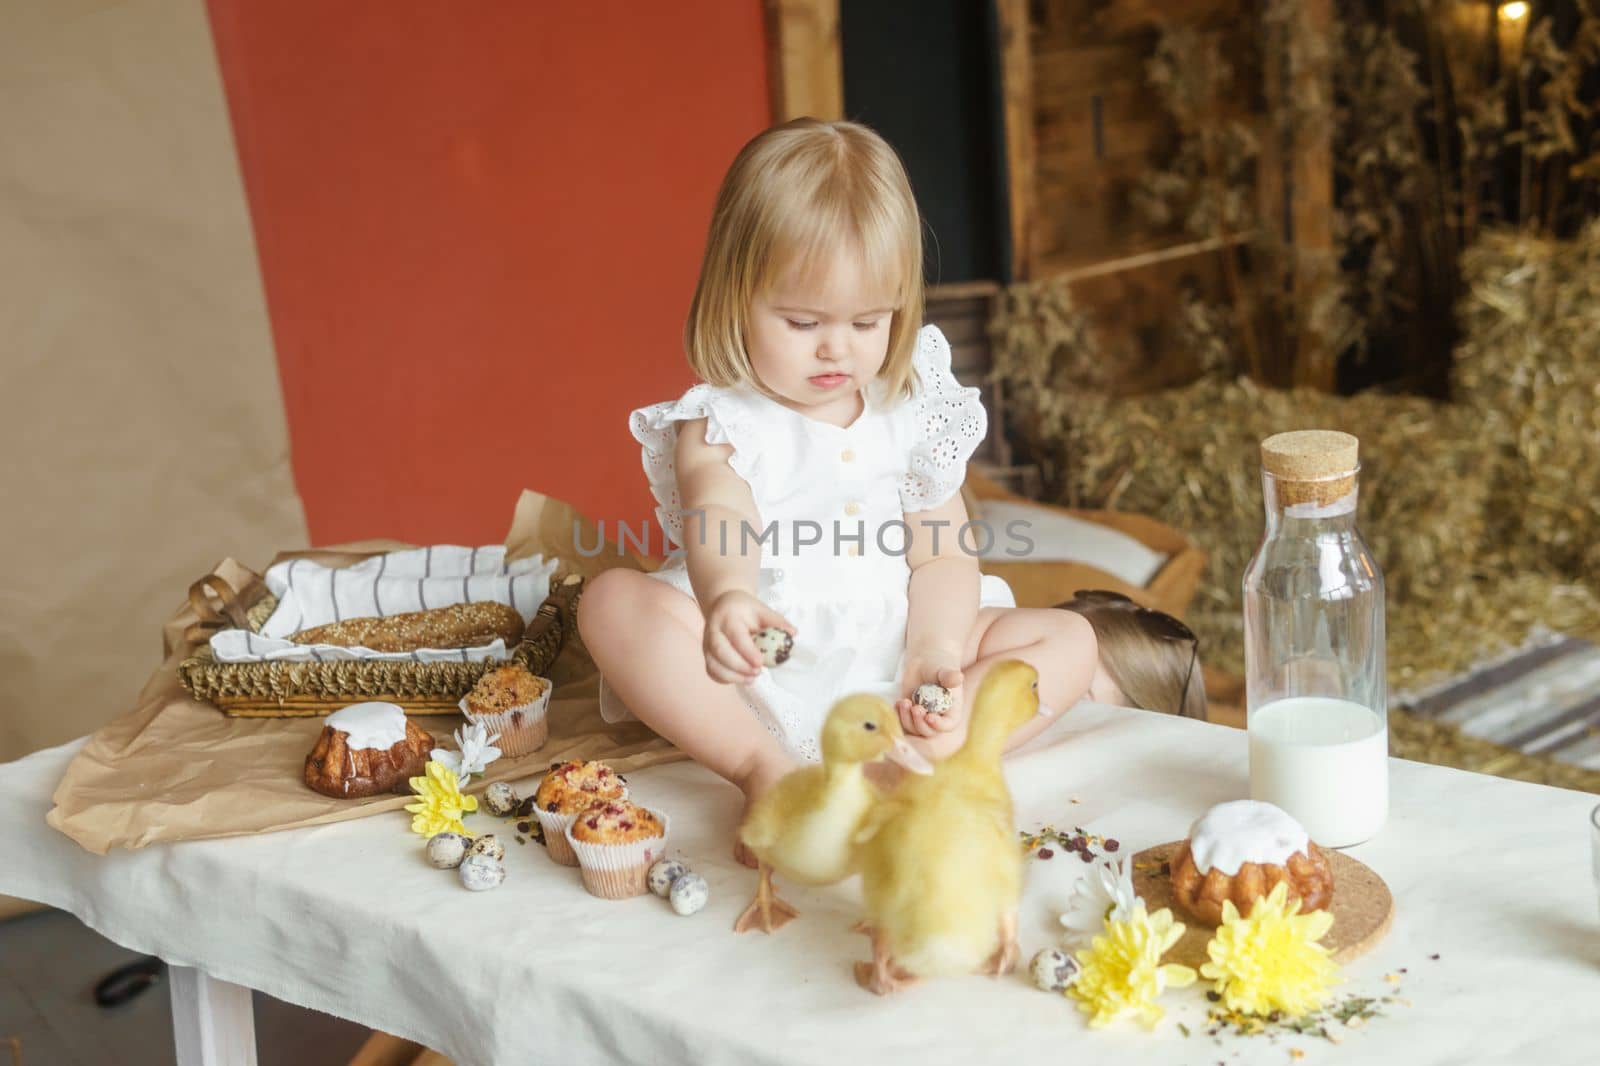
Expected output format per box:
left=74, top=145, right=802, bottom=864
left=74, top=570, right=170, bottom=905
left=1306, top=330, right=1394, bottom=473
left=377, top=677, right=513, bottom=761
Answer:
left=753, top=627, right=793, bottom=667
left=425, top=832, right=469, bottom=869
left=669, top=872, right=709, bottom=916
left=913, top=683, right=954, bottom=716
left=458, top=853, right=506, bottom=892
left=483, top=782, right=520, bottom=817
left=648, top=858, right=689, bottom=898
left=1030, top=948, right=1080, bottom=992
left=467, top=833, right=505, bottom=862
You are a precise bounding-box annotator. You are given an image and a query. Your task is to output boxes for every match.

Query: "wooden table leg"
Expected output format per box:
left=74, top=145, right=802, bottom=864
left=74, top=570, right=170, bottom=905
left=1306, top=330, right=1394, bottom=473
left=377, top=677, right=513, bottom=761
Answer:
left=169, top=966, right=258, bottom=1066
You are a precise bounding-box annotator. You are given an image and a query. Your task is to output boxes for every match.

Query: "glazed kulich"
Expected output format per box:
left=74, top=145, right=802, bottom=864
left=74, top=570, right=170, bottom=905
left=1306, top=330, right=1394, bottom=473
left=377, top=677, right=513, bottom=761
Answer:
left=1168, top=800, right=1333, bottom=925
left=303, top=702, right=434, bottom=799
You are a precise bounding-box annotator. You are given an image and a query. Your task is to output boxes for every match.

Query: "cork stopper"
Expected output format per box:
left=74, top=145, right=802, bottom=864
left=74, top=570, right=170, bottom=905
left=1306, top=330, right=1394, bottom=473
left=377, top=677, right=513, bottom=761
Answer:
left=1261, top=430, right=1359, bottom=509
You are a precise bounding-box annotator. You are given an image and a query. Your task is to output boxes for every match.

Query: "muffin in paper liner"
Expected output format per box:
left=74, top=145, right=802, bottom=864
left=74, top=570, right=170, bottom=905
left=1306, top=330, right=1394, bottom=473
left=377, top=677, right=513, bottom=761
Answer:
left=531, top=804, right=584, bottom=866
left=458, top=671, right=552, bottom=758
left=565, top=806, right=670, bottom=899
left=531, top=761, right=630, bottom=865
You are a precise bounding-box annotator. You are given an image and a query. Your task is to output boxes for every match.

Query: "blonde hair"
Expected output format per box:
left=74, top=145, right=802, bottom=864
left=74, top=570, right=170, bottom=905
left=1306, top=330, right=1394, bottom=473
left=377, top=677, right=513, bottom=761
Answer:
left=685, top=118, right=925, bottom=404
left=1057, top=594, right=1208, bottom=720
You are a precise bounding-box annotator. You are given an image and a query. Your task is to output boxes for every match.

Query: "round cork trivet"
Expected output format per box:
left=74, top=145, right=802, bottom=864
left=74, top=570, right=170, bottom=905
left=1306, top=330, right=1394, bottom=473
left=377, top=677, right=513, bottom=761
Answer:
left=1131, top=841, right=1393, bottom=968
left=1261, top=430, right=1360, bottom=509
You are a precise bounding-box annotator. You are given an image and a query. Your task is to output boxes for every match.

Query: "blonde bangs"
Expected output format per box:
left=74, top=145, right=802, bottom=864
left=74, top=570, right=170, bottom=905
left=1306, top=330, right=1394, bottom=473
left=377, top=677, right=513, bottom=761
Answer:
left=685, top=119, right=924, bottom=399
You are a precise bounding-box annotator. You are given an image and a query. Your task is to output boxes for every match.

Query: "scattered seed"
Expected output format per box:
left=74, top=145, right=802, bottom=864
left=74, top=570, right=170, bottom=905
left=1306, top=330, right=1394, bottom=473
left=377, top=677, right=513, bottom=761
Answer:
left=1104, top=838, right=1120, bottom=852
left=1038, top=848, right=1054, bottom=860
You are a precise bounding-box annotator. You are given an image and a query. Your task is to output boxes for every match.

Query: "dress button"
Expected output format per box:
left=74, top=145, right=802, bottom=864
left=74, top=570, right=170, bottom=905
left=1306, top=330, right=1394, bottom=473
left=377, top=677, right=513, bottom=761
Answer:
left=844, top=501, right=861, bottom=516
left=841, top=449, right=855, bottom=462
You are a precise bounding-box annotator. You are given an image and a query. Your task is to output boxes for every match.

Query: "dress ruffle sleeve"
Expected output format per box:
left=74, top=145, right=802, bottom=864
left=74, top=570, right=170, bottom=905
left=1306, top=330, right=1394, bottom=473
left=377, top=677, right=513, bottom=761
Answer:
left=898, top=324, right=988, bottom=513
left=630, top=384, right=761, bottom=551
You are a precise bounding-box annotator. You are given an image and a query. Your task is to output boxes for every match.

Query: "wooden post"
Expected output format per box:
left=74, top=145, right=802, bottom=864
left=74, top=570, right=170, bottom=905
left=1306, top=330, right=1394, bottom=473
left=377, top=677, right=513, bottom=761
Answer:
left=995, top=0, right=1037, bottom=282
left=763, top=0, right=843, bottom=122
left=1290, top=0, right=1334, bottom=391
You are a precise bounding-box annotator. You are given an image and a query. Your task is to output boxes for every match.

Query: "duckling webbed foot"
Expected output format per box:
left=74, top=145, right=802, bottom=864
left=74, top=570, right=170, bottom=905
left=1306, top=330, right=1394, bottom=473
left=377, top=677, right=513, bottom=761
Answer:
left=733, top=864, right=800, bottom=934
left=853, top=928, right=917, bottom=995
left=982, top=910, right=1020, bottom=977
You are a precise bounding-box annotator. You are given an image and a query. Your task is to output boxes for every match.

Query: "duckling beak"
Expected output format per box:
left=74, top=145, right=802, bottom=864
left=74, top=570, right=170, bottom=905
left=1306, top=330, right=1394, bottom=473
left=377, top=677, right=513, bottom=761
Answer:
left=883, top=737, right=934, bottom=775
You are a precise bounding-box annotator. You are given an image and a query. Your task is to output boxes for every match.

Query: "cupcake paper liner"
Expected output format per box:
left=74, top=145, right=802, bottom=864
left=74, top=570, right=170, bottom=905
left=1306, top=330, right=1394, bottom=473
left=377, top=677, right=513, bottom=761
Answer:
left=529, top=768, right=630, bottom=866
left=565, top=809, right=669, bottom=900
left=531, top=806, right=583, bottom=866
left=459, top=679, right=552, bottom=758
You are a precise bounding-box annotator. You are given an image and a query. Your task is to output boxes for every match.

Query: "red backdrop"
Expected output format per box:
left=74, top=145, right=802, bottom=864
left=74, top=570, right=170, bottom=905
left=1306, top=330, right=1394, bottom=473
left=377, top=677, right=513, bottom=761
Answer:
left=206, top=0, right=770, bottom=549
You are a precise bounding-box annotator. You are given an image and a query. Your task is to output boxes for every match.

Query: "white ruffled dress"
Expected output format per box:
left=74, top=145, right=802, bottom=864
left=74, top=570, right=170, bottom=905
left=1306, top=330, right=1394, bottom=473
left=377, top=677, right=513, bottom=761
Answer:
left=597, top=324, right=1016, bottom=762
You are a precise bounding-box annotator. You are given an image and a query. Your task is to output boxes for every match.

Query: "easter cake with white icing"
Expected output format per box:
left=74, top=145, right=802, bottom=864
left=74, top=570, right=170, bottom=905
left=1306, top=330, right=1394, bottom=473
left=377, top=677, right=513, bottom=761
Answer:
left=1167, top=799, right=1333, bottom=925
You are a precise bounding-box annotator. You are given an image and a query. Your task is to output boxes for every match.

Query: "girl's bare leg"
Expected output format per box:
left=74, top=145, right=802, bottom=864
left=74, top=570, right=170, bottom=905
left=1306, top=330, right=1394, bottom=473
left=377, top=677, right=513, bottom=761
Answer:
left=908, top=607, right=1098, bottom=763
left=577, top=568, right=797, bottom=864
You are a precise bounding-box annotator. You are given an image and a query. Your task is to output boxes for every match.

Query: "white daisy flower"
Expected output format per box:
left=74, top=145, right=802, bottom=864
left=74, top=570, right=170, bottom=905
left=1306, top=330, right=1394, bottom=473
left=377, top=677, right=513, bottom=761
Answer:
left=1058, top=855, right=1139, bottom=945
left=429, top=720, right=502, bottom=785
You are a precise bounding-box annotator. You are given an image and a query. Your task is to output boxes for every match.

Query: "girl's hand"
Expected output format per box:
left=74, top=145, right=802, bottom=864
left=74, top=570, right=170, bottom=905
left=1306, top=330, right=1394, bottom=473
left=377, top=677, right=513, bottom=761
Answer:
left=896, top=645, right=965, bottom=738
left=703, top=591, right=795, bottom=685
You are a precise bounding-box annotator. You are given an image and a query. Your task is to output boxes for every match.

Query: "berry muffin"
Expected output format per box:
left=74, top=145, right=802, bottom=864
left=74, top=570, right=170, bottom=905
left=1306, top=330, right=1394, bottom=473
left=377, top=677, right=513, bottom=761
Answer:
left=565, top=800, right=669, bottom=899
left=460, top=662, right=552, bottom=757
left=530, top=760, right=629, bottom=865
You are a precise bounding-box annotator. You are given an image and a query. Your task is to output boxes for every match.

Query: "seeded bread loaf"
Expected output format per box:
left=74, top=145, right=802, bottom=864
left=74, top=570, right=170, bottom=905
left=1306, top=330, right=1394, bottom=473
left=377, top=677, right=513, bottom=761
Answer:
left=289, top=601, right=524, bottom=652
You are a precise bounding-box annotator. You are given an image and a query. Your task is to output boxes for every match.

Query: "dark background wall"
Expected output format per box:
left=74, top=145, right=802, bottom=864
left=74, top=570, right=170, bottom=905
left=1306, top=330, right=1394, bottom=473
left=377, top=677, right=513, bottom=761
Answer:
left=840, top=0, right=1009, bottom=285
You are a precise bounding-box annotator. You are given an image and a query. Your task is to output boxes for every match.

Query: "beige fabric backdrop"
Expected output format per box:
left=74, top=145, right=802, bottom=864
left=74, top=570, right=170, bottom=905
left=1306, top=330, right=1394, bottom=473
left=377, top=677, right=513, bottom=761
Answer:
left=0, top=0, right=307, bottom=773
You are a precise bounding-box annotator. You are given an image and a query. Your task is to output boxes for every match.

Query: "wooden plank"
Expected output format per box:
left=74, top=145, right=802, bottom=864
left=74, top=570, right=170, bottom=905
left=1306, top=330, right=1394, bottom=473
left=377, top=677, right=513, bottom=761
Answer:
left=170, top=967, right=257, bottom=1066
left=348, top=1031, right=425, bottom=1066
left=763, top=0, right=842, bottom=122
left=411, top=1050, right=454, bottom=1066
left=996, top=0, right=1038, bottom=281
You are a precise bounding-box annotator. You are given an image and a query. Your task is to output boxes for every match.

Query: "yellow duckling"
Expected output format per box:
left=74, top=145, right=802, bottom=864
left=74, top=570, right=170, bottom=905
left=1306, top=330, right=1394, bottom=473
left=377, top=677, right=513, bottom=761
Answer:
left=851, top=659, right=1047, bottom=994
left=734, top=693, right=931, bottom=934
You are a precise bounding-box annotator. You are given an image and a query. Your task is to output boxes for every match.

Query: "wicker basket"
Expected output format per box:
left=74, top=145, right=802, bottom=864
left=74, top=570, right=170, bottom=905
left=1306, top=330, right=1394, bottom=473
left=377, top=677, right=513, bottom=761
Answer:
left=176, top=570, right=583, bottom=718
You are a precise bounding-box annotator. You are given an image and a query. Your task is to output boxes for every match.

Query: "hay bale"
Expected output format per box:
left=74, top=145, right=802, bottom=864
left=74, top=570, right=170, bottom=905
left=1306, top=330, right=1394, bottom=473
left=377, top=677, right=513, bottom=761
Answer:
left=1453, top=222, right=1600, bottom=577
left=1047, top=377, right=1496, bottom=681
left=991, top=226, right=1600, bottom=788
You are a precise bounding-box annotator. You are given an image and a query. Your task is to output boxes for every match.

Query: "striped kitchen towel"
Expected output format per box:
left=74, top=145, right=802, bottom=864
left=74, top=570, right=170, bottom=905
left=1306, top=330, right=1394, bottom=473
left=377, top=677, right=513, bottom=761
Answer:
left=209, top=546, right=559, bottom=663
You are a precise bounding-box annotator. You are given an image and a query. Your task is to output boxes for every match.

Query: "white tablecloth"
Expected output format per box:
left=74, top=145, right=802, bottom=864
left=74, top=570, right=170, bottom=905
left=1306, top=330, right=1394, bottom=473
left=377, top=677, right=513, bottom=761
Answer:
left=3, top=705, right=1597, bottom=1065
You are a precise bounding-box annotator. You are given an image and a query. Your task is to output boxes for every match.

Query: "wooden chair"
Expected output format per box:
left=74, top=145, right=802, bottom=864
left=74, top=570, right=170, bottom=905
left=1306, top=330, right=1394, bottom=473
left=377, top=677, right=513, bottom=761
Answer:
left=964, top=466, right=1206, bottom=621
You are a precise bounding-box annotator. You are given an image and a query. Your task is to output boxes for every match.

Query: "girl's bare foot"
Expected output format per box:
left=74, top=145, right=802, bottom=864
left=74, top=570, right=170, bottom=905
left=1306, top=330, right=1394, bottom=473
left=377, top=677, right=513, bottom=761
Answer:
left=733, top=758, right=796, bottom=868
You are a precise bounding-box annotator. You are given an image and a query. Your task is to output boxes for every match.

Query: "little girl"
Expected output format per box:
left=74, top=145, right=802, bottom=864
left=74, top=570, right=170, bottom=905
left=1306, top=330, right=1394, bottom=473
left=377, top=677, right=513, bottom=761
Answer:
left=578, top=119, right=1099, bottom=856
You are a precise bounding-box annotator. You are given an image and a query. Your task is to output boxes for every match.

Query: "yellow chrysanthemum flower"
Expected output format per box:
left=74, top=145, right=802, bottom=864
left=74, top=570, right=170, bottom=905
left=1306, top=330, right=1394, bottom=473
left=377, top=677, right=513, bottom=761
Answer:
left=1069, top=902, right=1197, bottom=1029
left=403, top=760, right=478, bottom=838
left=1200, top=882, right=1341, bottom=1018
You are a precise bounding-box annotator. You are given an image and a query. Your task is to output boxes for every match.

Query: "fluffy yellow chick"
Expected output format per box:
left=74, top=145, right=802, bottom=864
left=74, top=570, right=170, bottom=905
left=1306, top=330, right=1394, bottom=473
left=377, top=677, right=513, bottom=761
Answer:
left=851, top=659, right=1046, bottom=994
left=734, top=693, right=930, bottom=934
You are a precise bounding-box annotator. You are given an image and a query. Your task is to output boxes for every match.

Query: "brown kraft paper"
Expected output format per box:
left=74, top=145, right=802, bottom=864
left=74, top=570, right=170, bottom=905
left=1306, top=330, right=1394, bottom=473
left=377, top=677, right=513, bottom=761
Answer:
left=46, top=490, right=683, bottom=854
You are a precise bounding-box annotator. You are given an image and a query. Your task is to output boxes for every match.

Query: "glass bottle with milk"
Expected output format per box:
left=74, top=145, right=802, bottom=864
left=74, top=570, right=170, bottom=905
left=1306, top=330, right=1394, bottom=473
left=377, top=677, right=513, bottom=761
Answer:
left=1243, top=430, right=1386, bottom=847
